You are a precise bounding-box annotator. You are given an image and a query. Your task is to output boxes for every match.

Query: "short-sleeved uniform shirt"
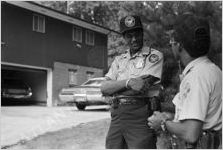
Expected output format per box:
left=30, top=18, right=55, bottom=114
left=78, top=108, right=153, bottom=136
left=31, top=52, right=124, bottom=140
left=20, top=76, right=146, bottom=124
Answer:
left=173, top=56, right=222, bottom=130
left=105, top=47, right=163, bottom=82
left=105, top=47, right=163, bottom=149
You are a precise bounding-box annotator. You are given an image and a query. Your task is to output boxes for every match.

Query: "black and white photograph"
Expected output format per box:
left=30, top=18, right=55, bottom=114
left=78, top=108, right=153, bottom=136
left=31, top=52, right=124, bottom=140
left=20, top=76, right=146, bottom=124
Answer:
left=1, top=1, right=222, bottom=149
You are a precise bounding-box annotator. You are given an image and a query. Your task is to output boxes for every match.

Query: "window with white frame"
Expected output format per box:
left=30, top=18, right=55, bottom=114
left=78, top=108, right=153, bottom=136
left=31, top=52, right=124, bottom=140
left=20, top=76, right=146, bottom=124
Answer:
left=72, top=26, right=82, bottom=43
left=33, top=14, right=45, bottom=33
left=86, top=71, right=94, bottom=80
left=85, top=30, right=94, bottom=46
left=68, top=69, right=78, bottom=85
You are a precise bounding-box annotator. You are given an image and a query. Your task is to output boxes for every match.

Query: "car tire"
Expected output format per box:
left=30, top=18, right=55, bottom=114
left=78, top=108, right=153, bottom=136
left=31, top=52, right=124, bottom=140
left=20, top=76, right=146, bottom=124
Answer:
left=76, top=103, right=86, bottom=110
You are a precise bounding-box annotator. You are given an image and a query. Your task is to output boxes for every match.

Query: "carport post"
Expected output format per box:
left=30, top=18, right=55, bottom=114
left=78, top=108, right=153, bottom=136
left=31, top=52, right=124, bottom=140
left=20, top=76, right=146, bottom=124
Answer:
left=47, top=69, right=53, bottom=107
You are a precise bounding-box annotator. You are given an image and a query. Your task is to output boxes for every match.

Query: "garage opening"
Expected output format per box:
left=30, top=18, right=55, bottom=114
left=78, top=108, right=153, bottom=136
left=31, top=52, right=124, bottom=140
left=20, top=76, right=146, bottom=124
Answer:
left=1, top=65, right=47, bottom=106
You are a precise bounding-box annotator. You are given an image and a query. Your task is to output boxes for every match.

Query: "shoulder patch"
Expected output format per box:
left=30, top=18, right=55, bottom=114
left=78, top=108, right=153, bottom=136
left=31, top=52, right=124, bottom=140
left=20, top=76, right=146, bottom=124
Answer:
left=181, top=82, right=191, bottom=100
left=149, top=54, right=159, bottom=63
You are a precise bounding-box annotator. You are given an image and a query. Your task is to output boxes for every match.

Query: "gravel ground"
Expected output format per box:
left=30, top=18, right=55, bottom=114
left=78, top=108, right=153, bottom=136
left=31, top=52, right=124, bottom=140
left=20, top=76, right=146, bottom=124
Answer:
left=8, top=118, right=184, bottom=149
left=9, top=119, right=110, bottom=149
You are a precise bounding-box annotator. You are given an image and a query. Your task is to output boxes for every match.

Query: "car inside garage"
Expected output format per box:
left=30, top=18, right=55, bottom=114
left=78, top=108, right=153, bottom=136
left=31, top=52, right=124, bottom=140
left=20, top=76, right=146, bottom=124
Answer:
left=1, top=65, right=47, bottom=106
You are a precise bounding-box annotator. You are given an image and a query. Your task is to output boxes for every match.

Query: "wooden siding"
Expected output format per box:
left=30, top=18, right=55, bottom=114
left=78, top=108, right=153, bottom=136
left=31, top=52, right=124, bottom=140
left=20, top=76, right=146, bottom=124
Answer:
left=1, top=2, right=108, bottom=70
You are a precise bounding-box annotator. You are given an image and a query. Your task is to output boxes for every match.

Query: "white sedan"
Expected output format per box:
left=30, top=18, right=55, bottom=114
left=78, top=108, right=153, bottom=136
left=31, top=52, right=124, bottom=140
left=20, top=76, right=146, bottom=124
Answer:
left=59, top=77, right=109, bottom=110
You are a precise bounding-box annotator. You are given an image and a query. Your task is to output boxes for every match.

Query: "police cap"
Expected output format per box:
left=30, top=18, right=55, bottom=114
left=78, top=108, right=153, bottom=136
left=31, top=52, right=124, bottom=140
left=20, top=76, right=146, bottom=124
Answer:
left=173, top=13, right=210, bottom=57
left=120, top=15, right=143, bottom=34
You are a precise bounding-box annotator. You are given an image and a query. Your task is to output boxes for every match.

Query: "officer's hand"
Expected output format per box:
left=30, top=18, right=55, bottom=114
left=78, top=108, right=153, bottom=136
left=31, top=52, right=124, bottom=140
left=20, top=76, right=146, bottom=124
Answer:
left=147, top=111, right=162, bottom=130
left=127, top=77, right=145, bottom=92
left=147, top=111, right=168, bottom=130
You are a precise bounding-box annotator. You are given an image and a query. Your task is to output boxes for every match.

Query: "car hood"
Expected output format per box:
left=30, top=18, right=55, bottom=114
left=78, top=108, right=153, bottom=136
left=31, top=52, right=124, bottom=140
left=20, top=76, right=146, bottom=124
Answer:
left=60, top=86, right=101, bottom=94
left=72, top=85, right=99, bottom=88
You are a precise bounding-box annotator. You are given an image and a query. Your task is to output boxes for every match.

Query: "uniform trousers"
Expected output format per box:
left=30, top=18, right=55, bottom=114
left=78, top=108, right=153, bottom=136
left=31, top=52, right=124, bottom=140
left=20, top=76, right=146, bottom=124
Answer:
left=106, top=103, right=157, bottom=149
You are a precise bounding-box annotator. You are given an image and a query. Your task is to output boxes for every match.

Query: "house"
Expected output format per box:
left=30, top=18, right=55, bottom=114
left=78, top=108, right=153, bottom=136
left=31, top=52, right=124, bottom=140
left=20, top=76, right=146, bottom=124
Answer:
left=1, top=1, right=118, bottom=106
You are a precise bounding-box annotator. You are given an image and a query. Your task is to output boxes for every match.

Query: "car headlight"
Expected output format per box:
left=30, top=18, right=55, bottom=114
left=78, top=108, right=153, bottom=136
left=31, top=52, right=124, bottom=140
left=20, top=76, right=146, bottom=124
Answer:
left=29, top=92, right=32, bottom=96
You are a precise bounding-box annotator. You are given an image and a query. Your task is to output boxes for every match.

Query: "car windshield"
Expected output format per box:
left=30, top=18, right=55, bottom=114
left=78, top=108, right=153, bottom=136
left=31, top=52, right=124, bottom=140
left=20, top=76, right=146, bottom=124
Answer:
left=3, top=79, right=28, bottom=89
left=82, top=79, right=104, bottom=86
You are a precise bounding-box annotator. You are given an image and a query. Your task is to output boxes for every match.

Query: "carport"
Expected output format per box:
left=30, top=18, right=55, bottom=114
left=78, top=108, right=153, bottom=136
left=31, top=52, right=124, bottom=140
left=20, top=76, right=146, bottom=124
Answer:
left=1, top=62, right=53, bottom=106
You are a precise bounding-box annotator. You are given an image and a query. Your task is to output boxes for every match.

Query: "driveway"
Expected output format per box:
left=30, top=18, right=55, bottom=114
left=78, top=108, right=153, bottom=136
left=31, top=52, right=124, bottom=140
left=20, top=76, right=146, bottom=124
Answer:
left=1, top=106, right=110, bottom=147
left=8, top=118, right=111, bottom=149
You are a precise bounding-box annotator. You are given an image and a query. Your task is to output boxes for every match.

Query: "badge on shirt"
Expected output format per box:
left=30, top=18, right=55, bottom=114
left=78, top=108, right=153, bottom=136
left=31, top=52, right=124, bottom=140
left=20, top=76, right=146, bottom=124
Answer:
left=135, top=58, right=145, bottom=68
left=149, top=54, right=159, bottom=63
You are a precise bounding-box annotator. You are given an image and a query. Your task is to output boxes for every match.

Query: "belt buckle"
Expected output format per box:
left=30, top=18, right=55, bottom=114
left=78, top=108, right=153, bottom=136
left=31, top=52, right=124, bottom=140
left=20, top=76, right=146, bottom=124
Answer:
left=119, top=98, right=135, bottom=105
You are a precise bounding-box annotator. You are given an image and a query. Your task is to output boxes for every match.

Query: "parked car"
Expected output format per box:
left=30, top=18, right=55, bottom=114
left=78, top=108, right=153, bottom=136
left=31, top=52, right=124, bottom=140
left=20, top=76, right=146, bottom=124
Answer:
left=1, top=78, right=32, bottom=99
left=59, top=77, right=109, bottom=110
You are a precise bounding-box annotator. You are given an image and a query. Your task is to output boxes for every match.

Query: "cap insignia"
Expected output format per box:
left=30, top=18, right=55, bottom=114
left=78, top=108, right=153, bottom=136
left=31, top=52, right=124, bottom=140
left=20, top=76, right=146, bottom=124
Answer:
left=125, top=16, right=135, bottom=27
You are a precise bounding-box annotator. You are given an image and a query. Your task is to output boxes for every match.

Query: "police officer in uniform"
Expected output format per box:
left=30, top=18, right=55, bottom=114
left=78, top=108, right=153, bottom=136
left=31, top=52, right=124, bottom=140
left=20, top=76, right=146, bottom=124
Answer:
left=148, top=14, right=222, bottom=149
left=101, top=15, right=164, bottom=149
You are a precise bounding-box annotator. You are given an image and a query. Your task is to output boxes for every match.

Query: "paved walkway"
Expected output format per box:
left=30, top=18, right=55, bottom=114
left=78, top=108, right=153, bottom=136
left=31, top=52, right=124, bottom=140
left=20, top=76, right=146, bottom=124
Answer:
left=1, top=106, right=110, bottom=147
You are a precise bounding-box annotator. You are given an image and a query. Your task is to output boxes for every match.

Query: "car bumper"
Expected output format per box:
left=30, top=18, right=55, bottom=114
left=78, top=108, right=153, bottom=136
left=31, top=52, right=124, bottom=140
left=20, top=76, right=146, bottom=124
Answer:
left=59, top=95, right=75, bottom=102
left=2, top=93, right=32, bottom=99
left=74, top=96, right=109, bottom=105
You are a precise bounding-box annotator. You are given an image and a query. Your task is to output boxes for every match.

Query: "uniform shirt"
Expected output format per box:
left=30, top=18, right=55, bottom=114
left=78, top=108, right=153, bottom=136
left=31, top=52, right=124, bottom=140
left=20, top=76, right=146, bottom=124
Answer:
left=173, top=56, right=222, bottom=130
left=105, top=47, right=163, bottom=81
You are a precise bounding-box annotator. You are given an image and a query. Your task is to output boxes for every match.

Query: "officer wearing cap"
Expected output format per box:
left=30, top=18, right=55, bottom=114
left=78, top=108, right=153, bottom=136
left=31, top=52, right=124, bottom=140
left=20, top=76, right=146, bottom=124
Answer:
left=148, top=14, right=222, bottom=149
left=101, top=15, right=164, bottom=148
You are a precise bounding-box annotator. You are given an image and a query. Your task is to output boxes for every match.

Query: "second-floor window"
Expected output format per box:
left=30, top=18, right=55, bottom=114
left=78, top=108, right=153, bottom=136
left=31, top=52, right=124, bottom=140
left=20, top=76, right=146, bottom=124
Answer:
left=72, top=26, right=82, bottom=43
left=33, top=14, right=45, bottom=33
left=85, top=30, right=95, bottom=46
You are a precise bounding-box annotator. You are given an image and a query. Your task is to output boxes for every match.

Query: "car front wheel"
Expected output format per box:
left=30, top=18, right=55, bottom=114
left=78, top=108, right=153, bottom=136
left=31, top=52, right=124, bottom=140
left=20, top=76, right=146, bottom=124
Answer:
left=76, top=103, right=86, bottom=110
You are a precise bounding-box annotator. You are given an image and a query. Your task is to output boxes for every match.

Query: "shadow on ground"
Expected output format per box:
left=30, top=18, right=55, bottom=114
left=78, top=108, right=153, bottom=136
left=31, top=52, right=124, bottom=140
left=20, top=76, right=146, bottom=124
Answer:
left=7, top=119, right=110, bottom=149
left=1, top=98, right=46, bottom=106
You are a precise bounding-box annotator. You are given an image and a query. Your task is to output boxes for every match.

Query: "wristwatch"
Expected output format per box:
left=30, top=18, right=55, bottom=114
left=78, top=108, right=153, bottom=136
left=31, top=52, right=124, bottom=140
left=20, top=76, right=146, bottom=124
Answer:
left=125, top=78, right=132, bottom=89
left=161, top=119, right=169, bottom=132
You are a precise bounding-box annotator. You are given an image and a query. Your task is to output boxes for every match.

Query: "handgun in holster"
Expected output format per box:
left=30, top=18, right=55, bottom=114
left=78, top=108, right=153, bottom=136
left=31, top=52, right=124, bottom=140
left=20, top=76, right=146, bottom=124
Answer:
left=185, top=129, right=222, bottom=149
left=141, top=75, right=163, bottom=114
left=146, top=87, right=162, bottom=116
left=148, top=96, right=162, bottom=113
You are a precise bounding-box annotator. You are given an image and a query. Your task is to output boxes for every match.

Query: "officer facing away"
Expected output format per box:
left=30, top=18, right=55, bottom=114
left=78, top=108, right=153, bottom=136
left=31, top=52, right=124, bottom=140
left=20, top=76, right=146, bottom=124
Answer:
left=100, top=15, right=164, bottom=149
left=148, top=14, right=222, bottom=149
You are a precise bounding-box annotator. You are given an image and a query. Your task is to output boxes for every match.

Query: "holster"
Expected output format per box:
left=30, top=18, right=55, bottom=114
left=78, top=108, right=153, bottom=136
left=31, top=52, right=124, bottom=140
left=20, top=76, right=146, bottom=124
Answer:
left=186, top=130, right=222, bottom=149
left=147, top=96, right=161, bottom=116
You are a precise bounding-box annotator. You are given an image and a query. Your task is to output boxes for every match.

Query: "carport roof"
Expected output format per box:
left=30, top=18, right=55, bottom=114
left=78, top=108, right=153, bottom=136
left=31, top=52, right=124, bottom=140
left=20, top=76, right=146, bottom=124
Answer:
left=5, top=1, right=120, bottom=35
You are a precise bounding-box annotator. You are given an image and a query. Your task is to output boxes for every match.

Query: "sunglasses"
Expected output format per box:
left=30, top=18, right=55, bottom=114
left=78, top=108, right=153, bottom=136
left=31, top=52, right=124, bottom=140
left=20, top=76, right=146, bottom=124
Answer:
left=169, top=39, right=178, bottom=46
